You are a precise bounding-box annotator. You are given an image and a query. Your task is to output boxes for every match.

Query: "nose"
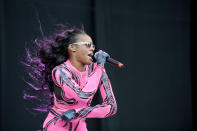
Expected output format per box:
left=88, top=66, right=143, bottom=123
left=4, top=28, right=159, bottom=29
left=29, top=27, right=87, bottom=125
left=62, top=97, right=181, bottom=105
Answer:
left=90, top=45, right=95, bottom=51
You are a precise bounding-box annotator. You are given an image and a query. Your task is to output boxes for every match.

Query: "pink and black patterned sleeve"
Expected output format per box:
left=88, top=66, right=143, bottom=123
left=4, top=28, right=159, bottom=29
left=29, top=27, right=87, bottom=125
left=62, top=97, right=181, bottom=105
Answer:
left=76, top=68, right=117, bottom=118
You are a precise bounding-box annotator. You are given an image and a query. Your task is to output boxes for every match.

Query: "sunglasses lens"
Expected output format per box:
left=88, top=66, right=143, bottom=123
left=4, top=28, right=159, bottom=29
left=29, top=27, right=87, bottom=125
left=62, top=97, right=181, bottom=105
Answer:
left=87, top=43, right=91, bottom=47
left=85, top=42, right=95, bottom=48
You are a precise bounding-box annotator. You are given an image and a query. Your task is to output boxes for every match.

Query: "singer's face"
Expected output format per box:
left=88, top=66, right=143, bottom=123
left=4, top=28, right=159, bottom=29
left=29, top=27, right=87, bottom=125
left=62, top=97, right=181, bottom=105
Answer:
left=72, top=34, right=95, bottom=65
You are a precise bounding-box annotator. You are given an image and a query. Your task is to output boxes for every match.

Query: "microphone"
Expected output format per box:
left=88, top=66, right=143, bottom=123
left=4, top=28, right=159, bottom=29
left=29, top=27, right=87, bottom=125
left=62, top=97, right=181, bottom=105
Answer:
left=93, top=50, right=124, bottom=68
left=106, top=57, right=124, bottom=68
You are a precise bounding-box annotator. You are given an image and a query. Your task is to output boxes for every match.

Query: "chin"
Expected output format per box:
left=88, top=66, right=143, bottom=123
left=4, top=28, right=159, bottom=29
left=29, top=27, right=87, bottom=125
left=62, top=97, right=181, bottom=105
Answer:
left=84, top=59, right=93, bottom=65
left=81, top=60, right=91, bottom=65
left=86, top=61, right=92, bottom=65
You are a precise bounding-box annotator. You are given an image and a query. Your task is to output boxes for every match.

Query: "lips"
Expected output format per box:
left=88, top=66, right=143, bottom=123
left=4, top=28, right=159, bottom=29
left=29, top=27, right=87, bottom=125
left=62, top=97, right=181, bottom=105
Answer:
left=88, top=52, right=93, bottom=57
left=87, top=52, right=93, bottom=61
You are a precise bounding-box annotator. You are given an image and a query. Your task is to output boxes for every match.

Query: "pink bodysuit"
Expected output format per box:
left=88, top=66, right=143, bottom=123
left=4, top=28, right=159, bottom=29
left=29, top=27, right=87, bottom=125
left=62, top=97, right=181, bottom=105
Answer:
left=43, top=60, right=117, bottom=131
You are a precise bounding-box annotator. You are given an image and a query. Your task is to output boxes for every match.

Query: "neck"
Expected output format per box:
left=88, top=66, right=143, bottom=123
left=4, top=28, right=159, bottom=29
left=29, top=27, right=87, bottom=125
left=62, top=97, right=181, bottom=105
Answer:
left=69, top=58, right=86, bottom=72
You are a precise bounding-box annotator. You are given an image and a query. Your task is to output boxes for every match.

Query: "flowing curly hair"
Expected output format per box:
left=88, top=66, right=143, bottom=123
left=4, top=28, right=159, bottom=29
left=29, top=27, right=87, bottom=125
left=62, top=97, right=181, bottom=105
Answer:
left=22, top=25, right=86, bottom=113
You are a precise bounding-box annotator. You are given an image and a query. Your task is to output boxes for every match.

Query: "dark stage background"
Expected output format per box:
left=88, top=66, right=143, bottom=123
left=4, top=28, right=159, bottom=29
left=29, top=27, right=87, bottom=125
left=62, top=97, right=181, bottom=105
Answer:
left=0, top=0, right=195, bottom=131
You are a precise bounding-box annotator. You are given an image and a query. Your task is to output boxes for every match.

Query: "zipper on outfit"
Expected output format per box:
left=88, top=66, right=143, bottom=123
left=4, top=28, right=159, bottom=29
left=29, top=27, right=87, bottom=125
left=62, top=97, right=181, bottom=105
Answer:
left=79, top=72, right=82, bottom=90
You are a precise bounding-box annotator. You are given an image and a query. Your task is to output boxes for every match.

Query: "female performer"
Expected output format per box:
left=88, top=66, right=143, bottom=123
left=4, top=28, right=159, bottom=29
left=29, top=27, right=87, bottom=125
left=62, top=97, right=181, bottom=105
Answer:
left=23, top=26, right=117, bottom=131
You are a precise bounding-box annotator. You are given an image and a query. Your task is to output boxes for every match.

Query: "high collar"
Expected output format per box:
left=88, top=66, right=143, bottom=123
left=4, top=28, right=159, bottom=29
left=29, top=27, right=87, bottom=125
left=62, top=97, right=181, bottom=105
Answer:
left=63, top=59, right=88, bottom=77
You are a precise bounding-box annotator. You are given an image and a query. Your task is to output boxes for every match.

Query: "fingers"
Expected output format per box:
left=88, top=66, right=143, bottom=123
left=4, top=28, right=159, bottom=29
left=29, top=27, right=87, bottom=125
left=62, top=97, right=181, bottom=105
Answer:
left=95, top=50, right=109, bottom=57
left=94, top=50, right=110, bottom=64
left=63, top=121, right=68, bottom=127
left=60, top=109, right=77, bottom=127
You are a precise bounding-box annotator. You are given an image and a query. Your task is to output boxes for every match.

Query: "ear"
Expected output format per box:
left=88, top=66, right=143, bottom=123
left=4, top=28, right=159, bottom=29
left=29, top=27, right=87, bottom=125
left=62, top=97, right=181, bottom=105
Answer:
left=68, top=44, right=77, bottom=52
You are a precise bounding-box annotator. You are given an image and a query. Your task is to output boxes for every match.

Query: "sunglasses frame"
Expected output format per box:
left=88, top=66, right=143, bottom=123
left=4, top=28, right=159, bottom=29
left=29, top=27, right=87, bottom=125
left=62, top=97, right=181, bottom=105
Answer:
left=71, top=41, right=95, bottom=48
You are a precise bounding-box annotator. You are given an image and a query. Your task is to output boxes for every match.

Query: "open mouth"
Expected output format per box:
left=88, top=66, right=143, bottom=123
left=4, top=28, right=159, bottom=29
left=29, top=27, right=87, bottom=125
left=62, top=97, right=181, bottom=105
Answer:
left=87, top=52, right=93, bottom=60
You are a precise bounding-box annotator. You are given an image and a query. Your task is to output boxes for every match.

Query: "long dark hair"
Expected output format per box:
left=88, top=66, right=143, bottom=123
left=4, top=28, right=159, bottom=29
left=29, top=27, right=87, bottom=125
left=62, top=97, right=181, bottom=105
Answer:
left=22, top=25, right=86, bottom=113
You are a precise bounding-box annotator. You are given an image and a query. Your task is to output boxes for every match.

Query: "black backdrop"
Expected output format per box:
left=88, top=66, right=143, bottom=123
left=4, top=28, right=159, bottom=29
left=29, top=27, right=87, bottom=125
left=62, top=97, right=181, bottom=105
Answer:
left=0, top=0, right=194, bottom=131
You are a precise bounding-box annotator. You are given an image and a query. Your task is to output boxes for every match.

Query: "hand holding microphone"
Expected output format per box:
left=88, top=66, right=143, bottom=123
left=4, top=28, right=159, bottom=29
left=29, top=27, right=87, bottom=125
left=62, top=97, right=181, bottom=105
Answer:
left=94, top=50, right=109, bottom=64
left=94, top=50, right=124, bottom=68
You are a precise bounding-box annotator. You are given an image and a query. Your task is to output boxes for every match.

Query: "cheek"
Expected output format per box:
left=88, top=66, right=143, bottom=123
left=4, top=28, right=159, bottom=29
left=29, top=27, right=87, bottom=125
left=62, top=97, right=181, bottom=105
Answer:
left=77, top=48, right=86, bottom=56
left=76, top=49, right=87, bottom=59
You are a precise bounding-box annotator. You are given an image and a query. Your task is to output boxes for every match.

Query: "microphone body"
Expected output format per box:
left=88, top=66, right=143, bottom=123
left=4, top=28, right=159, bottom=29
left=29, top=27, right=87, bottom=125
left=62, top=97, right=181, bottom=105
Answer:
left=106, top=57, right=124, bottom=68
